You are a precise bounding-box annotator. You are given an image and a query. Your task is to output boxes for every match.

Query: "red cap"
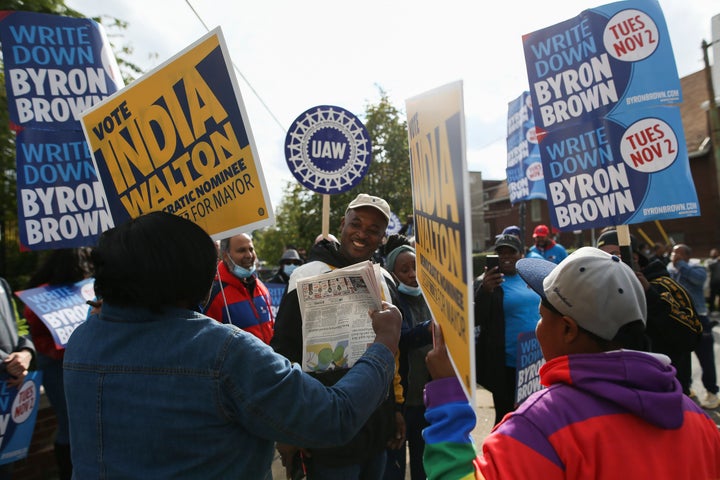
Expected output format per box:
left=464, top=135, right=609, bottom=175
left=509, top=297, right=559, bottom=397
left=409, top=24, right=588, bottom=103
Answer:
left=533, top=225, right=550, bottom=237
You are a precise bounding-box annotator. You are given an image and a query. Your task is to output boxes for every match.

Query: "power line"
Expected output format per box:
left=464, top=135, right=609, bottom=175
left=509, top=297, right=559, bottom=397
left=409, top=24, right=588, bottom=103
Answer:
left=184, top=0, right=287, bottom=134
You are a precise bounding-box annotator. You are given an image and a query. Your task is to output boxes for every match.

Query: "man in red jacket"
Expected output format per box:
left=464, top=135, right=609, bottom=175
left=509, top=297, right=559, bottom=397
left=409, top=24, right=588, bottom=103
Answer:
left=203, top=233, right=274, bottom=344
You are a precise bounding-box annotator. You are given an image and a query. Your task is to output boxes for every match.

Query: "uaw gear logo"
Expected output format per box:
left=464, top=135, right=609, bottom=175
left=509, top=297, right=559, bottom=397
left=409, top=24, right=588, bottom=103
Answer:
left=285, top=105, right=372, bottom=194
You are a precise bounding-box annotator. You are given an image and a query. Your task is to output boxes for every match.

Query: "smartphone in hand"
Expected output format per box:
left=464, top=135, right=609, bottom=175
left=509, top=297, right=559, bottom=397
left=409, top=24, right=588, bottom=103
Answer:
left=486, top=254, right=499, bottom=271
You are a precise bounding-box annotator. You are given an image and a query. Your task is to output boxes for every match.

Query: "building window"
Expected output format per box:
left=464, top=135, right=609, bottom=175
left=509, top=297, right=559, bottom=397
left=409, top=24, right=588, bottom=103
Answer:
left=530, top=199, right=542, bottom=222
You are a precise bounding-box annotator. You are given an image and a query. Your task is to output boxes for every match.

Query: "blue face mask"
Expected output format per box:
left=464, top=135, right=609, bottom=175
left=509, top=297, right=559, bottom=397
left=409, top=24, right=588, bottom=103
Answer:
left=227, top=257, right=256, bottom=279
left=283, top=264, right=298, bottom=276
left=398, top=282, right=422, bottom=296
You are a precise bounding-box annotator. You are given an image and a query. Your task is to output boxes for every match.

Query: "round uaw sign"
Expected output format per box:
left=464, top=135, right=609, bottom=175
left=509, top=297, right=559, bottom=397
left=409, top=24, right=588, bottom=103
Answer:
left=285, top=105, right=372, bottom=194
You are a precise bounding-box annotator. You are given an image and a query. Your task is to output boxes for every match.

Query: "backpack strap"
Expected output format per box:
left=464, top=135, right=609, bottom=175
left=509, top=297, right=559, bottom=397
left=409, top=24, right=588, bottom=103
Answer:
left=201, top=280, right=229, bottom=319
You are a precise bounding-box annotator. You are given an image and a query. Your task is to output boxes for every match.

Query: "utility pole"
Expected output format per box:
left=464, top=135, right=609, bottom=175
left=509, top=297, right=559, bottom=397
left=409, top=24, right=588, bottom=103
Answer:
left=702, top=39, right=720, bottom=207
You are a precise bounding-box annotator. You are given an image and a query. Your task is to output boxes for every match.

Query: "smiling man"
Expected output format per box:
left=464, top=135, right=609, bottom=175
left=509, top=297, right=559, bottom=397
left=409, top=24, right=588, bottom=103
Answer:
left=271, top=193, right=404, bottom=480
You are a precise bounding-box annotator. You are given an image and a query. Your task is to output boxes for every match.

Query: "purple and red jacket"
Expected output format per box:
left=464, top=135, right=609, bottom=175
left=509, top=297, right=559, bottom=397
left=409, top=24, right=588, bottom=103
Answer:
left=424, top=350, right=720, bottom=479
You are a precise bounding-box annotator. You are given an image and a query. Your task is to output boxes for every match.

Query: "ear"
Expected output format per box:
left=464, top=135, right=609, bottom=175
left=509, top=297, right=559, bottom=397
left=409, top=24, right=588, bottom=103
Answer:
left=560, top=315, right=581, bottom=343
left=221, top=250, right=232, bottom=264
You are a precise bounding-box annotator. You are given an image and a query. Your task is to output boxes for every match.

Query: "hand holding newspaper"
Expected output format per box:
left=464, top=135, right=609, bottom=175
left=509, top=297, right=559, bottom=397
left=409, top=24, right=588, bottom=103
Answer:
left=296, top=261, right=385, bottom=373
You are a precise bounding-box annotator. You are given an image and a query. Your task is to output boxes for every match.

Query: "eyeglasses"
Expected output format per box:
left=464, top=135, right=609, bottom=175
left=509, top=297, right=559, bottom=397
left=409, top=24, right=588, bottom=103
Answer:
left=283, top=261, right=303, bottom=266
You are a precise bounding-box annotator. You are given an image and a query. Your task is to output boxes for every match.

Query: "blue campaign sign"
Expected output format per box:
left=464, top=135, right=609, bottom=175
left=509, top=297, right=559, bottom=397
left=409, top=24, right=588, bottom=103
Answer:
left=0, top=10, right=123, bottom=130
left=15, top=129, right=113, bottom=250
left=515, top=331, right=545, bottom=406
left=523, top=0, right=681, bottom=132
left=522, top=0, right=698, bottom=231
left=0, top=10, right=123, bottom=250
left=0, top=371, right=43, bottom=465
left=542, top=106, right=698, bottom=230
left=265, top=282, right=286, bottom=318
left=506, top=92, right=546, bottom=204
left=15, top=279, right=95, bottom=348
left=285, top=105, right=372, bottom=194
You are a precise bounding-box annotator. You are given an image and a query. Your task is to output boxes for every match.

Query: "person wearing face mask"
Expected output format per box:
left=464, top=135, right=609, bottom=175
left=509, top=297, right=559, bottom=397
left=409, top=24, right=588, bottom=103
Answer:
left=475, top=233, right=541, bottom=425
left=203, top=233, right=274, bottom=344
left=383, top=242, right=432, bottom=480
left=268, top=249, right=304, bottom=285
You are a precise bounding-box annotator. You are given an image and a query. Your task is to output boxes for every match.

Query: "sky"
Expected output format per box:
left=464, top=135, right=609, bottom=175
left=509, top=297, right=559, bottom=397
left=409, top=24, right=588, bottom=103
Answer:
left=66, top=0, right=719, bottom=211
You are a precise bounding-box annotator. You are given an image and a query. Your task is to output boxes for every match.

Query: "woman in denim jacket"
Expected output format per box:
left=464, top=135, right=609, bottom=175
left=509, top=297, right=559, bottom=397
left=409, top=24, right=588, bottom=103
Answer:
left=63, top=212, right=401, bottom=479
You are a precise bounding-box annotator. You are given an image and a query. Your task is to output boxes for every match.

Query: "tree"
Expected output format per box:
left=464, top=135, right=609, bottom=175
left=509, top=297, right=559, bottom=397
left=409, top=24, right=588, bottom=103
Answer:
left=0, top=1, right=142, bottom=285
left=254, top=88, right=412, bottom=266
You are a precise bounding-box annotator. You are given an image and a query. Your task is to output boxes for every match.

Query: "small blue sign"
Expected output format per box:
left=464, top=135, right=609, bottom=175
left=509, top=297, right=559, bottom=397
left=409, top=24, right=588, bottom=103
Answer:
left=0, top=371, right=43, bottom=465
left=515, top=330, right=545, bottom=405
left=15, top=279, right=95, bottom=348
left=506, top=91, right=547, bottom=204
left=265, top=282, right=286, bottom=318
left=285, top=105, right=372, bottom=194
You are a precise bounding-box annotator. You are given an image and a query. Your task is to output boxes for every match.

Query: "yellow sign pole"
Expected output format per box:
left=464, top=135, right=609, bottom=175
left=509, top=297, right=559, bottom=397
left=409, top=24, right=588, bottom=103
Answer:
left=654, top=220, right=671, bottom=245
left=636, top=228, right=653, bottom=247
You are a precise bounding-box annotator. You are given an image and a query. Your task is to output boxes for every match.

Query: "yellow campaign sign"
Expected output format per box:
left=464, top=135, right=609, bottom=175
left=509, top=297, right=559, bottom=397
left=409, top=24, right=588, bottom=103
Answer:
left=405, top=81, right=475, bottom=403
left=80, top=27, right=273, bottom=237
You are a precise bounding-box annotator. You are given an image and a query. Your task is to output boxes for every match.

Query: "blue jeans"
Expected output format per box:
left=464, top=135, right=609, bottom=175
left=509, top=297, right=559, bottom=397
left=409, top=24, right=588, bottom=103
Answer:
left=308, top=451, right=387, bottom=480
left=694, top=316, right=719, bottom=395
left=38, top=353, right=70, bottom=445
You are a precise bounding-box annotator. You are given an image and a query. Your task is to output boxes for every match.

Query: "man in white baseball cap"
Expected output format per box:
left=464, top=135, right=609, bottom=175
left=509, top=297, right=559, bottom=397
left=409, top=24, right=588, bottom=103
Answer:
left=345, top=193, right=391, bottom=223
left=518, top=246, right=648, bottom=351
left=272, top=192, right=404, bottom=479
left=420, top=247, right=720, bottom=479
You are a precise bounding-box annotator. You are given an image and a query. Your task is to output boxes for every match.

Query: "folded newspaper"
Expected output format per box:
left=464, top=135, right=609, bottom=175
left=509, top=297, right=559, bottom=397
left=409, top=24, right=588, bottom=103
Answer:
left=297, top=261, right=385, bottom=373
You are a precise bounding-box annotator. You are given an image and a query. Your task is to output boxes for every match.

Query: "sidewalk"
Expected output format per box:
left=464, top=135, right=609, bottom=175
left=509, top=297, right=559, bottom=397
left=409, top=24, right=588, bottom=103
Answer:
left=690, top=320, right=720, bottom=425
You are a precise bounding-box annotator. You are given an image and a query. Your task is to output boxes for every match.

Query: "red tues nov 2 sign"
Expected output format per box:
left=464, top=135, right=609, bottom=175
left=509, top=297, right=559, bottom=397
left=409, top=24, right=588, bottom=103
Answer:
left=80, top=28, right=274, bottom=238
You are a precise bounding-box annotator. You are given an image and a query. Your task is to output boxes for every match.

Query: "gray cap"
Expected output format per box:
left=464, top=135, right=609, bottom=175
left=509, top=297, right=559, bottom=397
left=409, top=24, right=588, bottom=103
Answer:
left=517, top=247, right=646, bottom=341
left=280, top=249, right=302, bottom=263
left=494, top=234, right=523, bottom=253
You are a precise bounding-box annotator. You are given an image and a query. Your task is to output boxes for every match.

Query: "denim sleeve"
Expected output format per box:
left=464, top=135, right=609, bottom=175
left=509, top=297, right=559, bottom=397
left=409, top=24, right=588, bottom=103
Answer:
left=222, top=332, right=395, bottom=447
left=677, top=262, right=707, bottom=289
